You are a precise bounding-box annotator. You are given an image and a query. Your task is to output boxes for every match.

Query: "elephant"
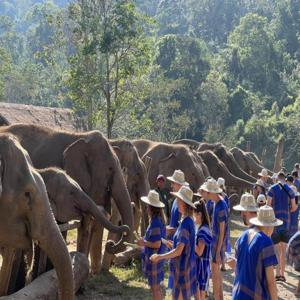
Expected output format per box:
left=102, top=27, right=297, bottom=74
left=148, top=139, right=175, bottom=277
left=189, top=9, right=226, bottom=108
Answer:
left=197, top=150, right=253, bottom=190
left=0, top=123, right=134, bottom=274
left=0, top=133, right=74, bottom=299
left=230, top=147, right=272, bottom=177
left=141, top=142, right=206, bottom=191
left=198, top=142, right=257, bottom=183
left=132, top=139, right=158, bottom=158
left=172, top=139, right=200, bottom=149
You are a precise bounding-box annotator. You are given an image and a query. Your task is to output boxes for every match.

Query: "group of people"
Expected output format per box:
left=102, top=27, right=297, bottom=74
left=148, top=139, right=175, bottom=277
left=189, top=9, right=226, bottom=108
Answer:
left=134, top=165, right=300, bottom=300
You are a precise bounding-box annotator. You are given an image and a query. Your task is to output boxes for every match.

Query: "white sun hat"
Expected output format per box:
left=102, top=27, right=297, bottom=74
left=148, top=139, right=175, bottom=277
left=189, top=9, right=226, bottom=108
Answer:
left=167, top=169, right=189, bottom=186
left=258, top=168, right=270, bottom=177
left=249, top=205, right=283, bottom=227
left=257, top=194, right=267, bottom=205
left=200, top=178, right=222, bottom=194
left=170, top=185, right=196, bottom=209
left=140, top=190, right=165, bottom=208
left=233, top=193, right=258, bottom=212
left=217, top=177, right=225, bottom=187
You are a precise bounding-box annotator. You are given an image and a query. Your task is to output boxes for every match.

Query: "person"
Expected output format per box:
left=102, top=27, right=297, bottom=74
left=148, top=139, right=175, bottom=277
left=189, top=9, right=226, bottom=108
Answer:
left=292, top=170, right=300, bottom=193
left=286, top=175, right=300, bottom=236
left=138, top=190, right=166, bottom=300
left=253, top=179, right=266, bottom=199
left=217, top=177, right=231, bottom=271
left=150, top=186, right=197, bottom=300
left=233, top=193, right=258, bottom=227
left=267, top=171, right=297, bottom=282
left=257, top=193, right=267, bottom=208
left=155, top=174, right=170, bottom=221
left=193, top=200, right=212, bottom=300
left=271, top=173, right=278, bottom=184
left=258, top=168, right=270, bottom=190
left=232, top=205, right=282, bottom=300
left=200, top=178, right=228, bottom=300
left=287, top=231, right=300, bottom=297
left=294, top=163, right=300, bottom=178
left=166, top=170, right=189, bottom=239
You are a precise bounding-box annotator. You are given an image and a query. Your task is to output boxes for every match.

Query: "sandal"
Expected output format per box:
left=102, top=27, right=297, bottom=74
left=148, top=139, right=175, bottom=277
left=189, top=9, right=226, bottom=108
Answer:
left=280, top=275, right=286, bottom=282
left=275, top=275, right=281, bottom=281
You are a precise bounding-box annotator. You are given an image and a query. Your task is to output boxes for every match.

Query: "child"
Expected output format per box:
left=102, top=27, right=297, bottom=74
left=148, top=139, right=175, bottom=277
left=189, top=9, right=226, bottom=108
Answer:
left=138, top=190, right=166, bottom=300
left=193, top=200, right=212, bottom=300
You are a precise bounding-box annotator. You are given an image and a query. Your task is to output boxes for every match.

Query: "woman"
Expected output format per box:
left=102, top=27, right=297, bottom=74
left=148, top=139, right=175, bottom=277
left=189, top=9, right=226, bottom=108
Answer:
left=253, top=179, right=266, bottom=199
left=193, top=200, right=212, bottom=300
left=150, top=186, right=197, bottom=300
left=233, top=205, right=281, bottom=300
left=137, top=190, right=166, bottom=300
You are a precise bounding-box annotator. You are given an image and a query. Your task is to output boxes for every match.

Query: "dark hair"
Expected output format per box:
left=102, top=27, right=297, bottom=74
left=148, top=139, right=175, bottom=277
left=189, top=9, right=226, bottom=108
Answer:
left=277, top=171, right=285, bottom=179
left=286, top=175, right=294, bottom=183
left=292, top=170, right=298, bottom=178
left=295, top=163, right=299, bottom=169
left=148, top=205, right=166, bottom=224
left=193, top=200, right=211, bottom=228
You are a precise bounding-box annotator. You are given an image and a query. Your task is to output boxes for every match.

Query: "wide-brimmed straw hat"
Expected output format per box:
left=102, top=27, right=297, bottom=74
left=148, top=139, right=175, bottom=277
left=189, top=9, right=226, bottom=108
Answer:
left=249, top=205, right=283, bottom=227
left=233, top=193, right=258, bottom=212
left=258, top=168, right=270, bottom=177
left=200, top=178, right=222, bottom=194
left=167, top=169, right=189, bottom=186
left=254, top=179, right=266, bottom=189
left=170, top=186, right=196, bottom=209
left=140, top=190, right=165, bottom=208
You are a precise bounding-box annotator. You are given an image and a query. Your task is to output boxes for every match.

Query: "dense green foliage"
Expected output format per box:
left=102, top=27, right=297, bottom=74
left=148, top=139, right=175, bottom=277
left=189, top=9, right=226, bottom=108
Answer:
left=0, top=0, right=299, bottom=169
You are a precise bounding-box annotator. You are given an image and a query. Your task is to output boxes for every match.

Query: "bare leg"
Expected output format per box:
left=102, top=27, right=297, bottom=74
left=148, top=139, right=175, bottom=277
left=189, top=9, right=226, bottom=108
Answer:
left=212, top=262, right=224, bottom=300
left=195, top=288, right=201, bottom=300
left=274, top=244, right=280, bottom=277
left=296, top=279, right=300, bottom=295
left=199, top=290, right=206, bottom=300
left=279, top=243, right=287, bottom=277
left=151, top=285, right=163, bottom=300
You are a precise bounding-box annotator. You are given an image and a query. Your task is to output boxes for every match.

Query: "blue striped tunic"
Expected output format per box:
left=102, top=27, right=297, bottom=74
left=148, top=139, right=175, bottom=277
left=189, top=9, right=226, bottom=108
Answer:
left=232, top=230, right=278, bottom=300
left=195, top=224, right=212, bottom=291
left=142, top=216, right=166, bottom=287
left=287, top=231, right=300, bottom=272
left=168, top=216, right=197, bottom=300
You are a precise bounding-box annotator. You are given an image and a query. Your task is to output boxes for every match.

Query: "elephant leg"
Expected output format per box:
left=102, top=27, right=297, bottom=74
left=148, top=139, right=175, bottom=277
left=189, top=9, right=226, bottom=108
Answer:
left=77, top=216, right=92, bottom=256
left=140, top=202, right=149, bottom=236
left=0, top=247, right=16, bottom=296
left=102, top=200, right=120, bottom=270
left=90, top=223, right=104, bottom=274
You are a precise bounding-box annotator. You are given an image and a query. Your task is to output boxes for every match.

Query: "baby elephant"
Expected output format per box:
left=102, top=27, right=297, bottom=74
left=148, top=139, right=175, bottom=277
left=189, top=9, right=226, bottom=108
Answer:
left=38, top=168, right=127, bottom=235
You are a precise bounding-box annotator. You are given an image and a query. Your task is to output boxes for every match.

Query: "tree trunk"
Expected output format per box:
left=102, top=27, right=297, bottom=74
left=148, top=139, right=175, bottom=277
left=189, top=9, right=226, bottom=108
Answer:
left=273, top=137, right=284, bottom=172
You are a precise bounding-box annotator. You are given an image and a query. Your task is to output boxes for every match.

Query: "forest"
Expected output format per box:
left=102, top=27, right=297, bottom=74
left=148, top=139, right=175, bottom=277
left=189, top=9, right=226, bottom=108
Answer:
left=0, top=0, right=299, bottom=169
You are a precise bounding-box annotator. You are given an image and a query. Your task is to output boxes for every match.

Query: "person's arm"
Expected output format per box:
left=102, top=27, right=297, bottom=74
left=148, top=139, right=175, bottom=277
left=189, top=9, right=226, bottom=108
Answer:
left=290, top=198, right=297, bottom=212
left=137, top=238, right=161, bottom=249
left=266, top=265, right=278, bottom=300
left=267, top=196, right=272, bottom=206
left=150, top=242, right=184, bottom=263
left=195, top=240, right=205, bottom=257
left=166, top=226, right=177, bottom=236
left=216, top=221, right=225, bottom=255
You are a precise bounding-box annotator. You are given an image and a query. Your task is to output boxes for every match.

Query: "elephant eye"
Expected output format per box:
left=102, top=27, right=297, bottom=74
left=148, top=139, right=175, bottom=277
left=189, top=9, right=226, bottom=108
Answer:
left=25, top=191, right=30, bottom=198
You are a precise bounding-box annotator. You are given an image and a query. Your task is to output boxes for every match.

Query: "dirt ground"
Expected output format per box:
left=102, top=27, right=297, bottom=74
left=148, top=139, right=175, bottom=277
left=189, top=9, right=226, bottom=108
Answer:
left=76, top=214, right=300, bottom=300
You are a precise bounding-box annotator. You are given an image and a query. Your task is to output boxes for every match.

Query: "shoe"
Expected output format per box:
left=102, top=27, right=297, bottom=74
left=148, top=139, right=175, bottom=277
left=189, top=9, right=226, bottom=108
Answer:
left=280, top=275, right=286, bottom=282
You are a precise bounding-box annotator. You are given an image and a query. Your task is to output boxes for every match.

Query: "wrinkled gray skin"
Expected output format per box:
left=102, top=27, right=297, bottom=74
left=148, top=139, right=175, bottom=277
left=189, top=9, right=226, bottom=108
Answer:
left=198, top=142, right=256, bottom=183
left=0, top=134, right=74, bottom=300
left=132, top=139, right=158, bottom=158
left=38, top=168, right=129, bottom=234
left=173, top=139, right=200, bottom=149
left=230, top=147, right=272, bottom=177
left=110, top=139, right=150, bottom=231
left=198, top=150, right=253, bottom=190
left=0, top=124, right=133, bottom=274
left=141, top=142, right=206, bottom=191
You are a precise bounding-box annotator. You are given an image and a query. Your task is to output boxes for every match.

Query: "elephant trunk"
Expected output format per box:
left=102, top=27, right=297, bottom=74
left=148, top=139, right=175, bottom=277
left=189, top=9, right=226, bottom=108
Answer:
left=105, top=169, right=134, bottom=254
left=36, top=221, right=74, bottom=300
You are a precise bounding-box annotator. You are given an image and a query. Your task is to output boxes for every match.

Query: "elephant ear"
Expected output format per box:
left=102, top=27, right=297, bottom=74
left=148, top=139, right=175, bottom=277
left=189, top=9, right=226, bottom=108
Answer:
left=158, top=152, right=176, bottom=176
left=63, top=139, right=91, bottom=193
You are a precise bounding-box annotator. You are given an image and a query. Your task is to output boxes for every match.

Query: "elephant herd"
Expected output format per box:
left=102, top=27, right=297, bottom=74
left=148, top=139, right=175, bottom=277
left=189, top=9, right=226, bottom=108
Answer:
left=0, top=123, right=268, bottom=299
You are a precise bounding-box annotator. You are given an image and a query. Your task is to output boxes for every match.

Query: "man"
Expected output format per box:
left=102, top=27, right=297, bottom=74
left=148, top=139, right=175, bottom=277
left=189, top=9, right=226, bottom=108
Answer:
left=267, top=171, right=297, bottom=282
left=200, top=178, right=228, bottom=300
left=294, top=163, right=300, bottom=178
left=155, top=174, right=170, bottom=221
left=233, top=193, right=258, bottom=226
left=166, top=170, right=189, bottom=238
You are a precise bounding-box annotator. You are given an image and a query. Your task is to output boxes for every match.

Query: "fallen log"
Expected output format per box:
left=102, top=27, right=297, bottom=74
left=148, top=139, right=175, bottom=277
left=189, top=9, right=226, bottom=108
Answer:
left=0, top=252, right=88, bottom=300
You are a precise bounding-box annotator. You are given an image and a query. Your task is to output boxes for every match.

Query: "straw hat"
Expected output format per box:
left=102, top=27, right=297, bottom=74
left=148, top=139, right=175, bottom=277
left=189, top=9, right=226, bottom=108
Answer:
left=167, top=170, right=189, bottom=186
left=170, top=186, right=196, bottom=209
left=233, top=193, right=258, bottom=212
left=217, top=177, right=225, bottom=188
left=255, top=179, right=266, bottom=189
left=258, top=168, right=270, bottom=177
left=200, top=178, right=222, bottom=194
left=140, top=190, right=165, bottom=208
left=257, top=194, right=267, bottom=205
left=249, top=205, right=283, bottom=227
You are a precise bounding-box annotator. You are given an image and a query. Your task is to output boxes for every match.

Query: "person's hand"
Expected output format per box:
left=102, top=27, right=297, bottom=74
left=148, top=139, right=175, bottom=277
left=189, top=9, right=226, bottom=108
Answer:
left=136, top=238, right=145, bottom=247
left=150, top=254, right=160, bottom=263
left=166, top=226, right=176, bottom=235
